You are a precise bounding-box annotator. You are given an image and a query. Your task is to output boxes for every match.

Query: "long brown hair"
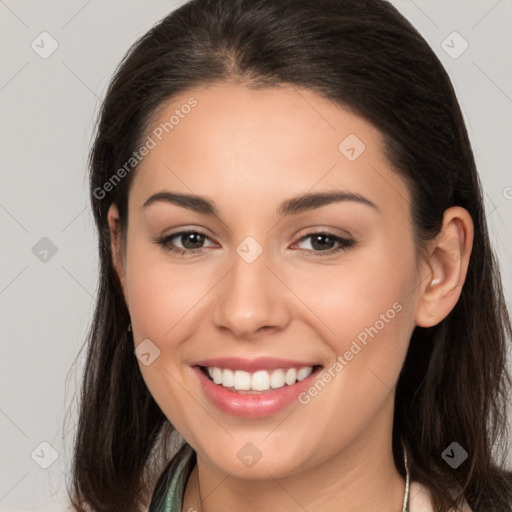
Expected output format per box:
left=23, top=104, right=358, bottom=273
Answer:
left=68, top=0, right=512, bottom=510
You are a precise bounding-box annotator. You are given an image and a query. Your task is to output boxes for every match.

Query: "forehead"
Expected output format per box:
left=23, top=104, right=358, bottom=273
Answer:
left=129, top=82, right=410, bottom=218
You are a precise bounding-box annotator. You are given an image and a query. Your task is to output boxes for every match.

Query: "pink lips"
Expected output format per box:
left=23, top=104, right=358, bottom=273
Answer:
left=191, top=357, right=322, bottom=418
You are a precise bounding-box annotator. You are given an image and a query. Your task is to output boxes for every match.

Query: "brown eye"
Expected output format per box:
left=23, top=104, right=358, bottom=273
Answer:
left=294, top=232, right=355, bottom=255
left=175, top=232, right=206, bottom=249
left=156, top=230, right=215, bottom=255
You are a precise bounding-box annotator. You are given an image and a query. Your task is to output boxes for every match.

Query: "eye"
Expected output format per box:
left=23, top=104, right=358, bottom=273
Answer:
left=292, top=231, right=355, bottom=256
left=155, top=230, right=216, bottom=255
left=154, top=229, right=355, bottom=257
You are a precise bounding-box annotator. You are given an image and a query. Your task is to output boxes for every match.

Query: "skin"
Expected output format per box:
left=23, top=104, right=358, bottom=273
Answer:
left=108, top=82, right=473, bottom=512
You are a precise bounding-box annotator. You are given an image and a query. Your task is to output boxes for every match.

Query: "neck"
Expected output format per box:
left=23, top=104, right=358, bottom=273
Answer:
left=182, top=403, right=406, bottom=512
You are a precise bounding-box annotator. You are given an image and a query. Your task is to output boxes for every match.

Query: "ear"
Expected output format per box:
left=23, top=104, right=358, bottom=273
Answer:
left=107, top=203, right=127, bottom=295
left=415, top=206, right=474, bottom=327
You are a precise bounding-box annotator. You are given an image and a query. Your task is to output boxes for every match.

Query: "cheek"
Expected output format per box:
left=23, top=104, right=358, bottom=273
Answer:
left=294, top=242, right=417, bottom=346
left=124, top=241, right=214, bottom=341
left=288, top=242, right=419, bottom=416
left=290, top=244, right=418, bottom=436
left=123, top=243, right=212, bottom=433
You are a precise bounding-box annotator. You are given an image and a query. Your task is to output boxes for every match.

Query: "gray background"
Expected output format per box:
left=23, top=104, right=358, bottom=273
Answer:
left=1, top=1, right=511, bottom=510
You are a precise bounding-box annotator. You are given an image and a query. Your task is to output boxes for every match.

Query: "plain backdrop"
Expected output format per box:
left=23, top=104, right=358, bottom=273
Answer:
left=1, top=1, right=511, bottom=510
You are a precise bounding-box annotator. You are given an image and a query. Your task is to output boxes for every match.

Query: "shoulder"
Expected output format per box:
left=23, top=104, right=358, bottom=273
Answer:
left=409, top=481, right=473, bottom=512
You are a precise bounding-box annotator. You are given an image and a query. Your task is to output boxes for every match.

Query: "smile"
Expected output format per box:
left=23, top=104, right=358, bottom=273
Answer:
left=191, top=357, right=323, bottom=418
left=202, top=366, right=316, bottom=393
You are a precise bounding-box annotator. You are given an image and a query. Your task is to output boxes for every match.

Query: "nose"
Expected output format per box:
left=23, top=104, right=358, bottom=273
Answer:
left=212, top=245, right=291, bottom=340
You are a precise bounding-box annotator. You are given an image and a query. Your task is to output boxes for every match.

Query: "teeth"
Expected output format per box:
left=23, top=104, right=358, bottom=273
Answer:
left=297, top=367, right=313, bottom=381
left=205, top=366, right=314, bottom=391
left=270, top=369, right=285, bottom=389
left=212, top=367, right=222, bottom=385
left=234, top=370, right=251, bottom=390
left=251, top=370, right=270, bottom=391
left=222, top=369, right=234, bottom=387
left=285, top=368, right=297, bottom=385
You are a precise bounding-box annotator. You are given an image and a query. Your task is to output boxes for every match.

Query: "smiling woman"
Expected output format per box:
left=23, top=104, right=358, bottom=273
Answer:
left=68, top=1, right=512, bottom=512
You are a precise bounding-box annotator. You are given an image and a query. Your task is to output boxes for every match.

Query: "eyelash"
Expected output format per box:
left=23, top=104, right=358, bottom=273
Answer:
left=155, top=229, right=355, bottom=257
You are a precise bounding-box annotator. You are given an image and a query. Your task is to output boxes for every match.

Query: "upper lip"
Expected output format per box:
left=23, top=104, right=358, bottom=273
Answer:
left=192, top=357, right=322, bottom=373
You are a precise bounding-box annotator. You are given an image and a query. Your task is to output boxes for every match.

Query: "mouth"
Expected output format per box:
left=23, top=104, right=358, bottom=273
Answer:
left=197, top=364, right=323, bottom=394
left=191, top=358, right=324, bottom=418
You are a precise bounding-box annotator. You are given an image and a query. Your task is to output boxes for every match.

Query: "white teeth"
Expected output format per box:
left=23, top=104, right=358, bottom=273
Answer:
left=270, top=369, right=285, bottom=389
left=233, top=370, right=251, bottom=390
left=204, top=366, right=315, bottom=391
left=297, top=367, right=313, bottom=381
left=212, top=367, right=223, bottom=385
left=222, top=368, right=234, bottom=387
left=285, top=368, right=297, bottom=385
left=251, top=370, right=270, bottom=391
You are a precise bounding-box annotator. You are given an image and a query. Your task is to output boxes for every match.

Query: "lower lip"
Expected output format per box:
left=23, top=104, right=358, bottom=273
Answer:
left=193, top=366, right=322, bottom=418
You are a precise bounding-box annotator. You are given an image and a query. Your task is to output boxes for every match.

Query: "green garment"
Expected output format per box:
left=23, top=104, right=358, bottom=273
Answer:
left=149, top=443, right=196, bottom=512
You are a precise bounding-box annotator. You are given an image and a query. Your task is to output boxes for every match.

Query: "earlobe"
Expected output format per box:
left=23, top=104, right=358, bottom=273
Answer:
left=107, top=203, right=126, bottom=293
left=415, top=207, right=474, bottom=327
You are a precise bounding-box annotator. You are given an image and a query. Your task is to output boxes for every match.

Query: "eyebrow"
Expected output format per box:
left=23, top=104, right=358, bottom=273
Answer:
left=141, top=190, right=378, bottom=216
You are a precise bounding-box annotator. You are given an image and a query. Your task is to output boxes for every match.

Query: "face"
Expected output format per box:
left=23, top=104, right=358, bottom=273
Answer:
left=111, top=82, right=426, bottom=479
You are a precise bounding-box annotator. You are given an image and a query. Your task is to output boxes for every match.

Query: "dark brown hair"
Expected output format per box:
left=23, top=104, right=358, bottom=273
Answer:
left=67, top=0, right=512, bottom=510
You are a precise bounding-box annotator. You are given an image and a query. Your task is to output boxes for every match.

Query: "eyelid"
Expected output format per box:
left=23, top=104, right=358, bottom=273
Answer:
left=293, top=225, right=353, bottom=240
left=158, top=225, right=213, bottom=239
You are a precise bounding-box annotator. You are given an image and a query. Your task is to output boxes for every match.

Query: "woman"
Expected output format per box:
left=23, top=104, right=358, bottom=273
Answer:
left=68, top=0, right=512, bottom=511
